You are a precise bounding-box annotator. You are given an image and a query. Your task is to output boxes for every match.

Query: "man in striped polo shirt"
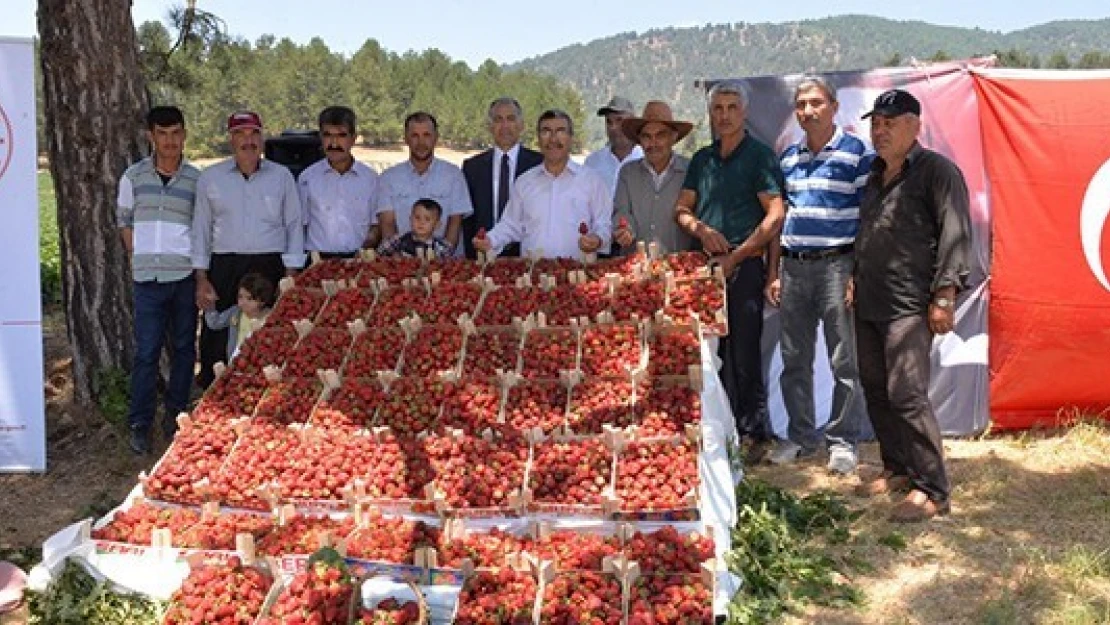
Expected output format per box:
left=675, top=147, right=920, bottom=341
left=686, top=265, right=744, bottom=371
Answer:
left=765, top=76, right=874, bottom=473
left=117, top=106, right=201, bottom=455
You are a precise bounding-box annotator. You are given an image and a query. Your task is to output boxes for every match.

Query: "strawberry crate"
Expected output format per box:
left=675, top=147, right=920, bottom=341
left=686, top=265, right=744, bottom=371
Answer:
left=579, top=316, right=648, bottom=377
left=612, top=277, right=667, bottom=323
left=209, top=419, right=306, bottom=511
left=354, top=427, right=439, bottom=514
left=415, top=275, right=485, bottom=324
left=538, top=280, right=613, bottom=327
left=480, top=256, right=533, bottom=287
left=626, top=373, right=704, bottom=440
left=459, top=320, right=524, bottom=377
left=611, top=429, right=702, bottom=522
left=339, top=507, right=440, bottom=579
left=255, top=551, right=358, bottom=625
left=170, top=502, right=275, bottom=553
left=646, top=318, right=704, bottom=378
left=342, top=324, right=408, bottom=378
left=662, top=268, right=728, bottom=336
left=422, top=429, right=530, bottom=518
left=620, top=524, right=716, bottom=575
left=226, top=325, right=300, bottom=377
left=314, top=286, right=377, bottom=330
left=537, top=568, right=624, bottom=625
left=519, top=319, right=581, bottom=379
left=256, top=506, right=357, bottom=559
left=520, top=522, right=623, bottom=572
left=428, top=521, right=527, bottom=572
left=424, top=257, right=483, bottom=283
left=374, top=372, right=454, bottom=436
left=283, top=323, right=355, bottom=378
left=646, top=250, right=713, bottom=281
left=396, top=318, right=466, bottom=378
left=626, top=566, right=717, bottom=625
left=355, top=254, right=424, bottom=286
left=472, top=282, right=546, bottom=327
left=162, top=552, right=276, bottom=625
left=351, top=576, right=430, bottom=624
left=365, top=279, right=430, bottom=326
left=251, top=371, right=328, bottom=426
left=141, top=416, right=239, bottom=505
left=449, top=555, right=542, bottom=625
left=520, top=432, right=618, bottom=518
left=192, top=367, right=270, bottom=424
left=436, top=376, right=506, bottom=435
left=498, top=372, right=570, bottom=435
left=296, top=257, right=365, bottom=289
left=565, top=372, right=642, bottom=435
left=268, top=281, right=330, bottom=328
left=309, top=376, right=386, bottom=432
left=278, top=426, right=382, bottom=508
left=88, top=496, right=202, bottom=550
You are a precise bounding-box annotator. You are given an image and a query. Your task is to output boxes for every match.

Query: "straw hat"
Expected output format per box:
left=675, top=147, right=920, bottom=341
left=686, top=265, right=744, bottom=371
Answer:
left=621, top=101, right=694, bottom=143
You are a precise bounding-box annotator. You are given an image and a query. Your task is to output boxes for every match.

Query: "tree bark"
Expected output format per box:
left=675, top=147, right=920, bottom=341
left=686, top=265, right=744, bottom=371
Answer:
left=38, top=0, right=148, bottom=403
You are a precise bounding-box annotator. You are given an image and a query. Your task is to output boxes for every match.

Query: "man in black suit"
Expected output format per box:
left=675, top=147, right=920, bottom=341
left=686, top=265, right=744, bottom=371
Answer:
left=462, top=97, right=543, bottom=258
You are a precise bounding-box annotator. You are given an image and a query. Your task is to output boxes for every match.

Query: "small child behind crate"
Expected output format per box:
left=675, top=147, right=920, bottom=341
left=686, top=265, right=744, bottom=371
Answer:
left=204, top=272, right=276, bottom=363
left=377, top=197, right=455, bottom=258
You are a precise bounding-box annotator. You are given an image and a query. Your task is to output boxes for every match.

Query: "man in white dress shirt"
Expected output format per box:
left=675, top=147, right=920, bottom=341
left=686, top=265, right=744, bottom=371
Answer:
left=474, top=110, right=611, bottom=259
left=376, top=112, right=472, bottom=253
left=583, top=96, right=643, bottom=197
left=298, top=106, right=380, bottom=260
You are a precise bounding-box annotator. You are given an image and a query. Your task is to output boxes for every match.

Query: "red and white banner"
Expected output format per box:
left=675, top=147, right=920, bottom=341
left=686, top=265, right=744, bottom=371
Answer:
left=974, top=70, right=1110, bottom=428
left=0, top=37, right=46, bottom=471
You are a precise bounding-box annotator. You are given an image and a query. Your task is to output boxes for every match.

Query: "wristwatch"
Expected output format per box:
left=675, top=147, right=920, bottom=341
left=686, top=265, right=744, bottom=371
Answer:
left=933, top=297, right=954, bottom=310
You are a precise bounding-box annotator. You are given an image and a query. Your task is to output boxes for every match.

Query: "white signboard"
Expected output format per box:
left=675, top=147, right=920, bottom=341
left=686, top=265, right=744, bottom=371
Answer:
left=0, top=37, right=46, bottom=472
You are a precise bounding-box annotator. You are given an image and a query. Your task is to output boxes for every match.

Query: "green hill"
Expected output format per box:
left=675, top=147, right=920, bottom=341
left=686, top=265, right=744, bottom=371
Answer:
left=510, top=15, right=1110, bottom=145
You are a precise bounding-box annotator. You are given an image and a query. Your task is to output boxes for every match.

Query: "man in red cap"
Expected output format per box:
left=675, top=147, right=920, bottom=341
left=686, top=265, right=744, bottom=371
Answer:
left=192, top=110, right=305, bottom=388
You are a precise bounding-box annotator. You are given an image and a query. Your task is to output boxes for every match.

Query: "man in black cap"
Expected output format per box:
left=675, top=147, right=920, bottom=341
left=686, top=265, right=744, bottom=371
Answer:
left=584, top=96, right=643, bottom=197
left=852, top=89, right=971, bottom=522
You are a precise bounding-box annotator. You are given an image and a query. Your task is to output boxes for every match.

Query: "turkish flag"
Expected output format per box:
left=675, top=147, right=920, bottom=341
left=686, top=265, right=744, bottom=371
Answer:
left=974, top=71, right=1110, bottom=427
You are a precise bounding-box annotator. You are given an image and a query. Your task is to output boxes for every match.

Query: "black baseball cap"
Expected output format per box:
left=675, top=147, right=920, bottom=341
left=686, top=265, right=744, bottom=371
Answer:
left=861, top=89, right=921, bottom=119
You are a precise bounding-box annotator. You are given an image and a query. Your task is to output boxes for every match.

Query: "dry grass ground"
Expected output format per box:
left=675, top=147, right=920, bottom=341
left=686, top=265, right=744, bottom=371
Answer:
left=749, top=422, right=1110, bottom=624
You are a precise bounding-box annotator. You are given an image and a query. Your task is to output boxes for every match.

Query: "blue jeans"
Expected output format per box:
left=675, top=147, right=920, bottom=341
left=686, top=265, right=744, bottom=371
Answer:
left=778, top=253, right=866, bottom=452
left=129, top=277, right=198, bottom=433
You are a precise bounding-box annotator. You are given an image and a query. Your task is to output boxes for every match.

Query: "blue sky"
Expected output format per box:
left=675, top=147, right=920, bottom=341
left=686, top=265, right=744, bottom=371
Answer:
left=9, top=1, right=1110, bottom=68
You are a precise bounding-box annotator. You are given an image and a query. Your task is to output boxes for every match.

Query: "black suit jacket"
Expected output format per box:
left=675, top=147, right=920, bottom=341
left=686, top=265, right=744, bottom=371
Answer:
left=462, top=146, right=544, bottom=259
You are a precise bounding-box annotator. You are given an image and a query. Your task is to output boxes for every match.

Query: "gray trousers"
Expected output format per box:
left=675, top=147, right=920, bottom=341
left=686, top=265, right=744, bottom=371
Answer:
left=856, top=314, right=950, bottom=504
left=779, top=254, right=866, bottom=452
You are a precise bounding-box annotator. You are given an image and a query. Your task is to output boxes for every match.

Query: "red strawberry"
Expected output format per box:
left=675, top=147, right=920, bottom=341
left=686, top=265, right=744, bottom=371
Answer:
left=477, top=227, right=487, bottom=239
left=618, top=216, right=629, bottom=229
left=579, top=221, right=589, bottom=235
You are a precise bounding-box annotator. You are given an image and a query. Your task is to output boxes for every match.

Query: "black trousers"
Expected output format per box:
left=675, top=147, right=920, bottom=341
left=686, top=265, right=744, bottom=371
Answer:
left=718, top=256, right=770, bottom=441
left=856, top=314, right=950, bottom=504
left=197, top=253, right=285, bottom=388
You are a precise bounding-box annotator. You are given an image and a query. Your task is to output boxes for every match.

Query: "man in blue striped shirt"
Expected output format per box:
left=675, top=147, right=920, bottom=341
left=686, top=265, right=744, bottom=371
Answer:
left=117, top=106, right=201, bottom=454
left=765, top=76, right=874, bottom=474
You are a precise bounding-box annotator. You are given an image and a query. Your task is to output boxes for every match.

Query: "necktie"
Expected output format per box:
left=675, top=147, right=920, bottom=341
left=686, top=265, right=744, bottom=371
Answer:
left=497, top=153, right=510, bottom=221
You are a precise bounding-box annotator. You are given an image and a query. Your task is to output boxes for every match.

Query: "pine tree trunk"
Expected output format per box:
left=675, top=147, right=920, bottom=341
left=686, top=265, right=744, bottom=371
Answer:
left=38, top=0, right=149, bottom=404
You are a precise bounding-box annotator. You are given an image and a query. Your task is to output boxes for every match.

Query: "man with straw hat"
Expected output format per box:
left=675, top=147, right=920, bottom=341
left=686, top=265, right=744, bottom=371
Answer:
left=612, top=101, right=696, bottom=255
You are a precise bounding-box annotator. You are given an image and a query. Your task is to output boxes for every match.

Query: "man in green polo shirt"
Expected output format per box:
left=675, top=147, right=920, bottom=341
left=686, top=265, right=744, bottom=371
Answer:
left=675, top=80, right=785, bottom=459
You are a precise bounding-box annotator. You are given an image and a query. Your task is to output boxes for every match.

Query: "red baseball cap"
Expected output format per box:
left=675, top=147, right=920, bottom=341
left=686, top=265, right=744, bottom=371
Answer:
left=227, top=110, right=263, bottom=132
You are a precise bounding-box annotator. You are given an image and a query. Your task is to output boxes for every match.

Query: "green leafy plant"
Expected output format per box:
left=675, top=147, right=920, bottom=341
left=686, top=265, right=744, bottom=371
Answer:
left=27, top=559, right=162, bottom=625
left=727, top=480, right=865, bottom=623
left=93, top=367, right=131, bottom=427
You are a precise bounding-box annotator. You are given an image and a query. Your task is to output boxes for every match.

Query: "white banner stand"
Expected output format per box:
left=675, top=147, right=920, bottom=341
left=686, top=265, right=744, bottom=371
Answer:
left=0, top=37, right=46, bottom=472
